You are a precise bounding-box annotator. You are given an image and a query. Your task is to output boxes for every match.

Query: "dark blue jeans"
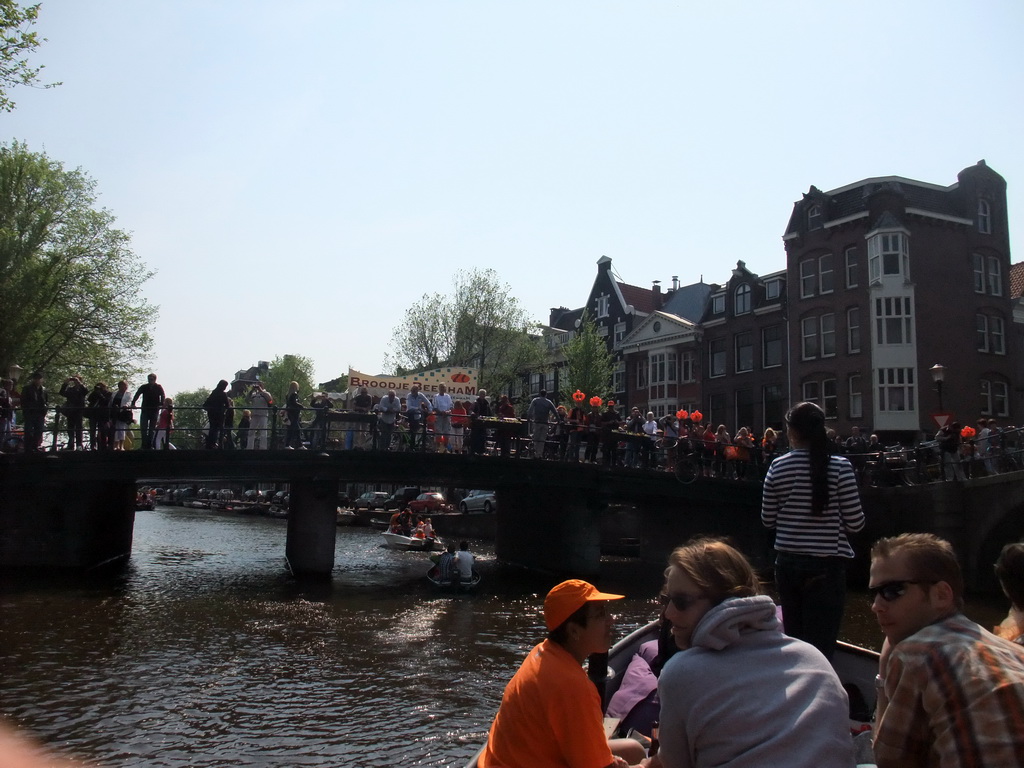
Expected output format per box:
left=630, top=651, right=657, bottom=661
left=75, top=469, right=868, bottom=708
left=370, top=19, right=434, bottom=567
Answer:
left=774, top=551, right=847, bottom=660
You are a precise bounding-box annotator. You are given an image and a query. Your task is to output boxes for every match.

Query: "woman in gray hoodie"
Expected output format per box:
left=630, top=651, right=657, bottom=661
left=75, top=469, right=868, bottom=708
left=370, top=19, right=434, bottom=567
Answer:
left=655, top=537, right=855, bottom=768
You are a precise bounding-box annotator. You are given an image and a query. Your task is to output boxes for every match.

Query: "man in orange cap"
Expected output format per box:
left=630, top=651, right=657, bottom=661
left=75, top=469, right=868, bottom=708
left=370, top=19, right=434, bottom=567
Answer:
left=480, top=580, right=645, bottom=768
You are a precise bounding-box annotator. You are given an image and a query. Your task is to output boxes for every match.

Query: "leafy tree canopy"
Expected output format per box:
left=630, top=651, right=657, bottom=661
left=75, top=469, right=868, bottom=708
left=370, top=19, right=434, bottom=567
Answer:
left=0, top=1, right=60, bottom=112
left=559, top=310, right=614, bottom=407
left=0, top=141, right=157, bottom=383
left=259, top=353, right=316, bottom=407
left=386, top=268, right=547, bottom=396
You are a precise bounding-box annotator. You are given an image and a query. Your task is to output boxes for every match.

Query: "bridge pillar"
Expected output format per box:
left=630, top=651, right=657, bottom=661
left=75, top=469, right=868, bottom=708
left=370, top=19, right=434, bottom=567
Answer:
left=495, top=488, right=602, bottom=576
left=285, top=473, right=338, bottom=579
left=0, top=463, right=136, bottom=571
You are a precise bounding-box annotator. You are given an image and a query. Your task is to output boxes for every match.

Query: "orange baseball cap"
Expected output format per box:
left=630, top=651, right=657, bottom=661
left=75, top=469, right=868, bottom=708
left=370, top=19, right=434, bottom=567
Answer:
left=544, top=579, right=624, bottom=631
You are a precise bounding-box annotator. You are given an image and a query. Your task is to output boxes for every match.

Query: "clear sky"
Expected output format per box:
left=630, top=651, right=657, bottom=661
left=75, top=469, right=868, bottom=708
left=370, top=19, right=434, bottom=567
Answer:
left=6, top=0, right=1023, bottom=395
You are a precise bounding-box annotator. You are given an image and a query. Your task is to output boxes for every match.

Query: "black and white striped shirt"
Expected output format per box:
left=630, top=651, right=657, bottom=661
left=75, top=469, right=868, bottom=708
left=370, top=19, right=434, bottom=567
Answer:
left=761, top=449, right=865, bottom=558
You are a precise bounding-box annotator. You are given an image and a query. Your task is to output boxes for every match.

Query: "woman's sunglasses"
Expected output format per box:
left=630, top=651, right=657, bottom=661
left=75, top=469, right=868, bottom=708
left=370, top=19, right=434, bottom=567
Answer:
left=868, top=580, right=935, bottom=602
left=659, top=592, right=707, bottom=611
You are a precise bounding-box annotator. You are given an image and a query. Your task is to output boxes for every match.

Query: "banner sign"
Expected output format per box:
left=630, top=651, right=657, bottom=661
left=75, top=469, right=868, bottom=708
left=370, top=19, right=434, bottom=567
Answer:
left=347, top=366, right=478, bottom=397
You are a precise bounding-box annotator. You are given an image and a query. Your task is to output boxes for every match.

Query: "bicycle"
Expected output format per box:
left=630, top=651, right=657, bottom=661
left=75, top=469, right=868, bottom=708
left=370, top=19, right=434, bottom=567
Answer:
left=659, top=437, right=701, bottom=484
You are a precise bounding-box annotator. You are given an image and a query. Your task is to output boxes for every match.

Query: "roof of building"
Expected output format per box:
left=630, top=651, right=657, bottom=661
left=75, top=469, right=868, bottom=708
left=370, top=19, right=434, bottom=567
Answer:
left=661, top=281, right=713, bottom=322
left=617, top=281, right=657, bottom=314
left=1010, top=262, right=1024, bottom=300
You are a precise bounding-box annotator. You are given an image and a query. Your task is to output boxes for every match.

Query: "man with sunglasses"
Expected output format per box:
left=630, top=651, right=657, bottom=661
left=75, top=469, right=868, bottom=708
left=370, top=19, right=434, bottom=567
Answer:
left=869, top=533, right=1024, bottom=768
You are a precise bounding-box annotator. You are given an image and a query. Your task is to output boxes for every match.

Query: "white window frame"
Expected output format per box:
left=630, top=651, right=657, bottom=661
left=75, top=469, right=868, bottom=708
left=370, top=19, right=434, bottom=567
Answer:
left=800, top=259, right=815, bottom=298
left=822, top=378, right=837, bottom=419
left=613, top=321, right=626, bottom=345
left=819, top=253, right=834, bottom=294
left=802, top=380, right=821, bottom=406
left=847, top=306, right=861, bottom=353
left=849, top=374, right=863, bottom=419
left=987, top=256, right=1003, bottom=296
left=845, top=246, right=858, bottom=289
left=821, top=313, right=836, bottom=357
left=680, top=350, right=695, bottom=383
left=868, top=231, right=909, bottom=283
left=973, top=253, right=986, bottom=293
left=801, top=316, right=819, bottom=359
left=877, top=367, right=915, bottom=412
left=596, top=294, right=609, bottom=318
left=978, top=313, right=1006, bottom=354
left=875, top=296, right=913, bottom=345
left=613, top=361, right=625, bottom=393
left=711, top=294, right=725, bottom=314
left=807, top=204, right=822, bottom=230
left=978, top=198, right=992, bottom=234
left=765, top=278, right=781, bottom=300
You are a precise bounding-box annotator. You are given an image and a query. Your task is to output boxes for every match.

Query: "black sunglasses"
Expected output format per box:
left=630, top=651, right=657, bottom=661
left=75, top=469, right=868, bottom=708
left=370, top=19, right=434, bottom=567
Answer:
left=659, top=592, right=707, bottom=611
left=868, top=580, right=935, bottom=602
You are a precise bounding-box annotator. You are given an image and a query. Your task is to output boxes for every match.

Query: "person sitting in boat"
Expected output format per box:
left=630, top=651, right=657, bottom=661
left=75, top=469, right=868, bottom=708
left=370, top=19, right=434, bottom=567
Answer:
left=995, top=541, right=1024, bottom=645
left=421, top=517, right=435, bottom=539
left=397, top=508, right=413, bottom=536
left=430, top=543, right=457, bottom=583
left=454, top=540, right=474, bottom=584
left=479, top=579, right=647, bottom=768
left=655, top=537, right=855, bottom=768
left=388, top=510, right=402, bottom=534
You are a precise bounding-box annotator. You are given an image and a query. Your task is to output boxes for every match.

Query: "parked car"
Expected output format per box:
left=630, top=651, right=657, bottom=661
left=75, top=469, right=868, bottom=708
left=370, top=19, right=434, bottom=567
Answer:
left=384, top=486, right=422, bottom=510
left=408, top=492, right=446, bottom=513
left=353, top=491, right=389, bottom=510
left=460, top=489, right=496, bottom=514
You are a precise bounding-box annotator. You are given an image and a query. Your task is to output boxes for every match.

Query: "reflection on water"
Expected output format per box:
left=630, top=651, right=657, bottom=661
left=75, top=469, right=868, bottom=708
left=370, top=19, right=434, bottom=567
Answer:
left=0, top=505, right=1008, bottom=767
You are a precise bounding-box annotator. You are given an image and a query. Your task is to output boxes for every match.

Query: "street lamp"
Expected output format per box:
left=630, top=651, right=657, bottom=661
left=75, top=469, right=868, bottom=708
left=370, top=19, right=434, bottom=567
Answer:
left=930, top=363, right=946, bottom=412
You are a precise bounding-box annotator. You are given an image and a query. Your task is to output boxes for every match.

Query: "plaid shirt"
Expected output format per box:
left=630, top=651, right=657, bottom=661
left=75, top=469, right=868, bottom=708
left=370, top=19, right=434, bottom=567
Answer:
left=875, top=613, right=1024, bottom=767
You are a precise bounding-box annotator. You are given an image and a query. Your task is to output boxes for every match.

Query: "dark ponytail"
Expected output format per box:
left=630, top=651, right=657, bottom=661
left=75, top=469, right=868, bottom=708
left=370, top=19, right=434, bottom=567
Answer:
left=786, top=402, right=830, bottom=515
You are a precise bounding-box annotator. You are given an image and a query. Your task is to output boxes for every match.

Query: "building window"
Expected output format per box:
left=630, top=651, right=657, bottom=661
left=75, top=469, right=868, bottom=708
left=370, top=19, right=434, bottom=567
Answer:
left=822, top=379, right=837, bottom=419
left=845, top=246, right=859, bottom=288
left=801, top=316, right=819, bottom=359
left=977, top=313, right=1006, bottom=354
left=819, top=253, right=834, bottom=294
left=849, top=374, right=863, bottom=419
left=636, top=359, right=648, bottom=389
left=981, top=379, right=1009, bottom=416
left=765, top=279, right=781, bottom=300
left=802, top=380, right=820, bottom=406
left=711, top=294, right=725, bottom=314
left=598, top=325, right=609, bottom=337
left=708, top=393, right=725, bottom=427
left=807, top=204, right=822, bottom=231
left=735, top=332, right=753, bottom=372
left=868, top=232, right=909, bottom=283
left=763, top=384, right=785, bottom=429
left=613, top=361, right=625, bottom=393
left=978, top=198, right=992, bottom=234
left=847, top=307, right=861, bottom=353
left=762, top=325, right=782, bottom=368
left=800, top=259, right=815, bottom=298
left=877, top=368, right=915, bottom=412
left=821, top=313, right=836, bottom=357
left=681, top=350, right=695, bottom=382
left=709, top=338, right=726, bottom=377
left=875, top=296, right=913, bottom=345
left=613, top=322, right=626, bottom=345
left=734, top=284, right=751, bottom=314
left=596, top=294, right=609, bottom=318
left=735, top=388, right=753, bottom=431
left=973, top=253, right=1002, bottom=295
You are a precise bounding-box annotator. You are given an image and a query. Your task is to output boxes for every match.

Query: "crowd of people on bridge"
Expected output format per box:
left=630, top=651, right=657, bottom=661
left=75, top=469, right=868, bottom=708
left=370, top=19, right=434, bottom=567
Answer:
left=2, top=372, right=1021, bottom=487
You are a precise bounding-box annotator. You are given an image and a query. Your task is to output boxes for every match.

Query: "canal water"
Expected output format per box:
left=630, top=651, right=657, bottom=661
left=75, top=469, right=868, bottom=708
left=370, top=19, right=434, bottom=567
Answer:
left=0, top=505, right=1007, bottom=767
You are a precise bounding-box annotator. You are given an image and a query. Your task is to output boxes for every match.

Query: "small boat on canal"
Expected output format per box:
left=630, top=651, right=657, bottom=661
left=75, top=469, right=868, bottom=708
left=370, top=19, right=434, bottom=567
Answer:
left=461, top=618, right=879, bottom=767
left=426, top=564, right=481, bottom=590
left=381, top=532, right=441, bottom=551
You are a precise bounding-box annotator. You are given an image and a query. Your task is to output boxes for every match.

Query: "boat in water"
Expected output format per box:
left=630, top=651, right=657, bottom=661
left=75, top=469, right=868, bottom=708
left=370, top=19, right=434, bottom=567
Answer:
left=461, top=617, right=879, bottom=766
left=426, top=564, right=481, bottom=590
left=381, top=532, right=441, bottom=551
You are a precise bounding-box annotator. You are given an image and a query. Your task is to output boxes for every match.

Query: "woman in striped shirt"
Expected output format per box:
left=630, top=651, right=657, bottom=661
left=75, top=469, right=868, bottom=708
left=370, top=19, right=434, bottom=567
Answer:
left=761, top=402, right=865, bottom=659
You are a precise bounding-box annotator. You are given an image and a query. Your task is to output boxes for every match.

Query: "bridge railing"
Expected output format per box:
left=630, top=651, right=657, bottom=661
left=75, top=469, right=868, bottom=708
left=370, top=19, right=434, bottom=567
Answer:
left=5, top=406, right=1023, bottom=487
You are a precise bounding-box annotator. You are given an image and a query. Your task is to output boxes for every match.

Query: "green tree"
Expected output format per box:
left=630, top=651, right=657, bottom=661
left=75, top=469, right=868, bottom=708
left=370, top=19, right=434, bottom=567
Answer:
left=168, top=388, right=210, bottom=450
left=386, top=268, right=547, bottom=395
left=559, top=311, right=614, bottom=406
left=0, top=141, right=157, bottom=382
left=260, top=353, right=316, bottom=407
left=0, top=2, right=60, bottom=112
